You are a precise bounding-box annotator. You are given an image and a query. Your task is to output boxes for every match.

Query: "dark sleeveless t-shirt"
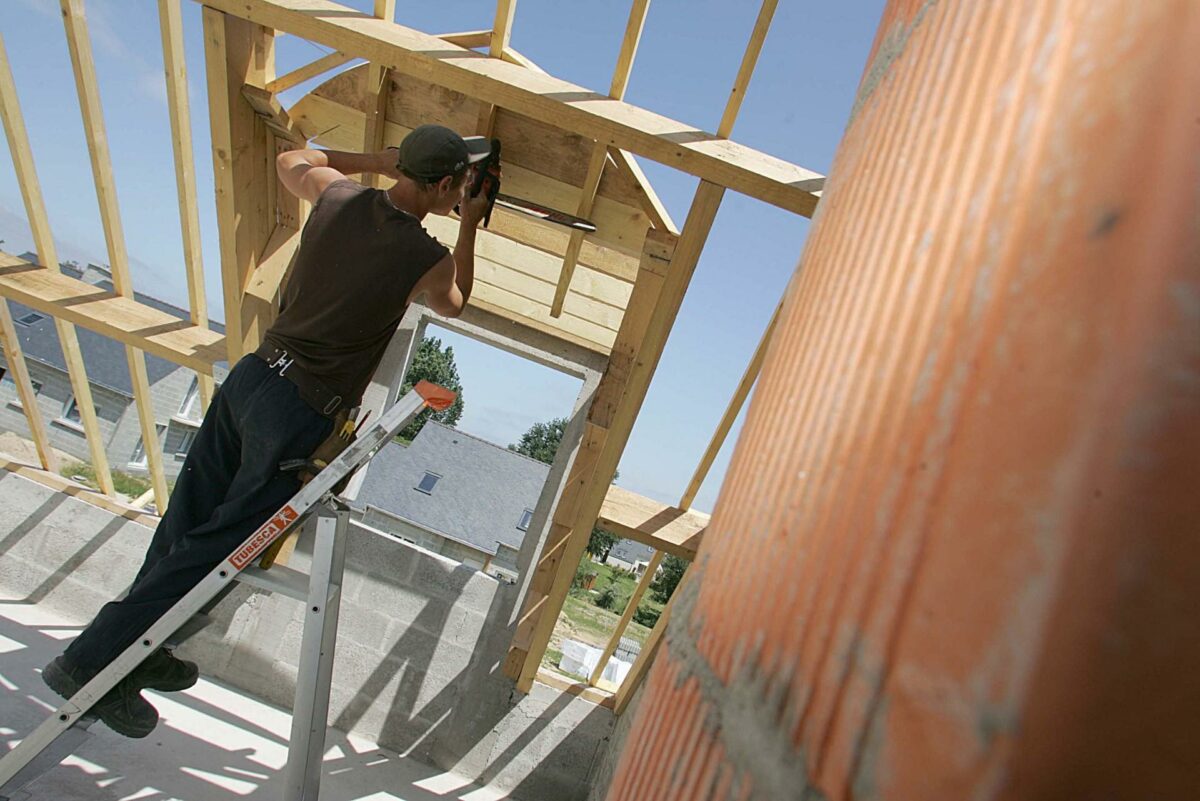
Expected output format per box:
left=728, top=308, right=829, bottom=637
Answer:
left=263, top=180, right=447, bottom=405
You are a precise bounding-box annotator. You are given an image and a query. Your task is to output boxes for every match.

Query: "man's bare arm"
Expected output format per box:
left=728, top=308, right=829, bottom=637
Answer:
left=411, top=194, right=489, bottom=318
left=276, top=148, right=399, bottom=204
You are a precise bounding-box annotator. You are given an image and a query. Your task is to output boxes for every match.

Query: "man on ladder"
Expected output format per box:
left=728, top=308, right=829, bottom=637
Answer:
left=40, top=125, right=494, bottom=738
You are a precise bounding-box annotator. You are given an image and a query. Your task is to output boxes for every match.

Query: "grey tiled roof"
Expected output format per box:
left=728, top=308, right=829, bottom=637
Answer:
left=352, top=421, right=549, bottom=556
left=608, top=539, right=655, bottom=565
left=0, top=255, right=226, bottom=397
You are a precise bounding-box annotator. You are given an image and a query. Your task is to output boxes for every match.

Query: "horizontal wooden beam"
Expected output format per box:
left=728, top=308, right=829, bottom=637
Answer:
left=598, top=484, right=707, bottom=561
left=0, top=252, right=225, bottom=373
left=199, top=0, right=825, bottom=216
left=1, top=459, right=161, bottom=527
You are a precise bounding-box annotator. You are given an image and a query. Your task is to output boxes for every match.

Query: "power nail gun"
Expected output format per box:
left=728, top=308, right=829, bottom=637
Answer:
left=459, top=138, right=502, bottom=228
left=458, top=138, right=597, bottom=233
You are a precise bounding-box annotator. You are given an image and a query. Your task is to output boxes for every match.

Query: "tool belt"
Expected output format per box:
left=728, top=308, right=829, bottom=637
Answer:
left=279, top=406, right=359, bottom=490
left=254, top=342, right=348, bottom=418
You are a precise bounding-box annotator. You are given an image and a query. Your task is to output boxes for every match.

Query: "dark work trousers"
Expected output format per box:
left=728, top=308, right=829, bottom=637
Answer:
left=63, top=354, right=334, bottom=677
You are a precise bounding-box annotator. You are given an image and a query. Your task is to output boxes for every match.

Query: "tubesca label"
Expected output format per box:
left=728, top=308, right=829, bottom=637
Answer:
left=229, top=505, right=299, bottom=569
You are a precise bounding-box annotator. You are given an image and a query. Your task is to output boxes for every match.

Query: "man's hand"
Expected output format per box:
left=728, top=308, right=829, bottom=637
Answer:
left=379, top=148, right=404, bottom=182
left=458, top=184, right=491, bottom=228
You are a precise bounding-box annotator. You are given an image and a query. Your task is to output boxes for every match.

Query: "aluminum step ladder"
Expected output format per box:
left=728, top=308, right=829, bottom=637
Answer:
left=0, top=381, right=455, bottom=800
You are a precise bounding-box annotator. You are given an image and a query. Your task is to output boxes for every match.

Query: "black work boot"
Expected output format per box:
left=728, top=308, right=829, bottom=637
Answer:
left=43, top=656, right=158, bottom=739
left=130, top=648, right=199, bottom=692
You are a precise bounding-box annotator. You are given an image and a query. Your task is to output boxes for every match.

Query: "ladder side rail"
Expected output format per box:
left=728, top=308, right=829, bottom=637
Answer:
left=286, top=507, right=348, bottom=800
left=0, top=383, right=446, bottom=788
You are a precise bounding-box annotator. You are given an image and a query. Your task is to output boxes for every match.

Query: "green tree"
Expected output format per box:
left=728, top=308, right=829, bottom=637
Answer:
left=399, top=337, right=464, bottom=441
left=650, top=554, right=688, bottom=604
left=585, top=528, right=618, bottom=561
left=509, top=417, right=567, bottom=463
left=511, top=417, right=618, bottom=556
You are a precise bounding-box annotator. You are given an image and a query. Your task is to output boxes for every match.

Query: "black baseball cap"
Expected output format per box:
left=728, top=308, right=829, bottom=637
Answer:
left=396, top=125, right=491, bottom=180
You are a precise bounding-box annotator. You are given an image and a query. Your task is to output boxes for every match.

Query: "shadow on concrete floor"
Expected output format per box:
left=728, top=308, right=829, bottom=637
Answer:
left=0, top=600, right=510, bottom=801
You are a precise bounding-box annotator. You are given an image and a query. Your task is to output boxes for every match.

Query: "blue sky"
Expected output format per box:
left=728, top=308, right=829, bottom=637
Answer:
left=0, top=0, right=883, bottom=512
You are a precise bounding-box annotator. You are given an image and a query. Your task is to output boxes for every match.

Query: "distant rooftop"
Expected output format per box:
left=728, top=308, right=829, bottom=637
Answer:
left=352, top=421, right=549, bottom=557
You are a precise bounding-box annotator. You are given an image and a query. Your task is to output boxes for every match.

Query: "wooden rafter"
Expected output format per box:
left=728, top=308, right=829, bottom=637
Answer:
left=61, top=0, right=170, bottom=511
left=589, top=549, right=662, bottom=687
left=475, top=0, right=518, bottom=136
left=679, top=301, right=779, bottom=510
left=435, top=30, right=492, bottom=50
left=613, top=564, right=689, bottom=714
left=266, top=50, right=353, bottom=94
left=0, top=301, right=56, bottom=472
left=550, top=0, right=653, bottom=317
left=718, top=0, right=778, bottom=139
left=199, top=0, right=825, bottom=216
left=158, top=0, right=215, bottom=413
left=0, top=253, right=225, bottom=373
left=0, top=32, right=110, bottom=491
left=360, top=0, right=396, bottom=187
left=499, top=46, right=544, bottom=74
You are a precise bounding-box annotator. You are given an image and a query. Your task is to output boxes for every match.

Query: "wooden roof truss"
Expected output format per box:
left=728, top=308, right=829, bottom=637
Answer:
left=0, top=0, right=815, bottom=705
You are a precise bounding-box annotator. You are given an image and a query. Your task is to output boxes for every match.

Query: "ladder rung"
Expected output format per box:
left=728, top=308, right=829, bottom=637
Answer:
left=236, top=563, right=340, bottom=603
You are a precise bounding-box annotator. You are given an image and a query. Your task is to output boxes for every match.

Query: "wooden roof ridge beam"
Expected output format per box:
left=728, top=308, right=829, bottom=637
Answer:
left=549, top=0, right=651, bottom=318
left=61, top=0, right=170, bottom=511
left=0, top=252, right=226, bottom=373
left=158, top=0, right=215, bottom=412
left=0, top=31, right=110, bottom=490
left=198, top=0, right=826, bottom=216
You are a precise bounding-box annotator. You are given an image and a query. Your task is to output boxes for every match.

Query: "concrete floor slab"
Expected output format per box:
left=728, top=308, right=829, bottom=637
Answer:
left=0, top=601, right=511, bottom=801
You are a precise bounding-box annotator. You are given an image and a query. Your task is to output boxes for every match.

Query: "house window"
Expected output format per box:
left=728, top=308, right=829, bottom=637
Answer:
left=130, top=424, right=166, bottom=467
left=16, top=312, right=44, bottom=326
left=2, top=374, right=41, bottom=409
left=178, top=377, right=200, bottom=420
left=517, top=508, right=534, bottom=531
left=176, top=429, right=196, bottom=457
left=57, top=396, right=83, bottom=430
left=415, top=471, right=441, bottom=494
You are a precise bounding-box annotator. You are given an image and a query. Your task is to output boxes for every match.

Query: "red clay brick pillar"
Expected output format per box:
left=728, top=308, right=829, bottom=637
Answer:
left=604, top=1, right=1200, bottom=799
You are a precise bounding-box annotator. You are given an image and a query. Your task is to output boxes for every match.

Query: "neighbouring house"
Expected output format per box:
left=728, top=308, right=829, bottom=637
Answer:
left=350, top=421, right=549, bottom=580
left=603, top=538, right=656, bottom=576
left=0, top=255, right=226, bottom=480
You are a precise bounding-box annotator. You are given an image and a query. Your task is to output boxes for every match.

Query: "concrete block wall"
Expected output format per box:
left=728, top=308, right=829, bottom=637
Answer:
left=0, top=470, right=615, bottom=800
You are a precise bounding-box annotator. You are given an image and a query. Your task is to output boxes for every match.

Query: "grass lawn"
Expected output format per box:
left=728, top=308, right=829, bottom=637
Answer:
left=541, top=556, right=668, bottom=676
left=60, top=461, right=157, bottom=498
